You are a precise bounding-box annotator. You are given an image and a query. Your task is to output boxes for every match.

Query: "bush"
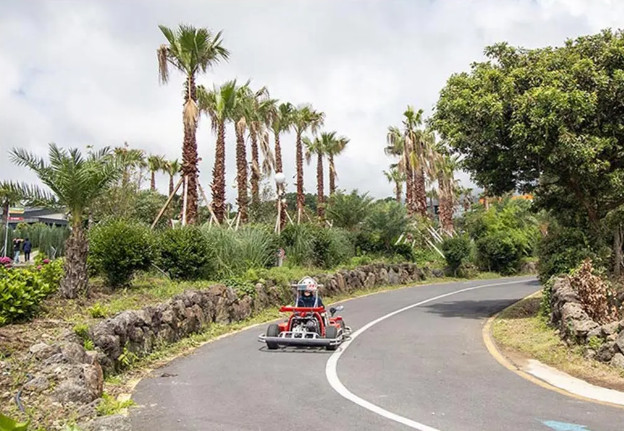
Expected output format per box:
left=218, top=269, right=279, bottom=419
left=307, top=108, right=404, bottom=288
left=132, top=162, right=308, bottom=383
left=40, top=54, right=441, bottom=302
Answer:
left=476, top=231, right=526, bottom=274
left=280, top=224, right=354, bottom=268
left=537, top=225, right=600, bottom=283
left=441, top=236, right=472, bottom=274
left=156, top=226, right=211, bottom=280
left=0, top=261, right=61, bottom=325
left=89, top=219, right=155, bottom=288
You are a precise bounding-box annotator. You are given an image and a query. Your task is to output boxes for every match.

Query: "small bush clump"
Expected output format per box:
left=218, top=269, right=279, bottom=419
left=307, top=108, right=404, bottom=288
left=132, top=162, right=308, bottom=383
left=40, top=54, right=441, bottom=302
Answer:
left=156, top=226, right=211, bottom=280
left=441, top=235, right=472, bottom=274
left=0, top=260, right=62, bottom=325
left=89, top=219, right=155, bottom=288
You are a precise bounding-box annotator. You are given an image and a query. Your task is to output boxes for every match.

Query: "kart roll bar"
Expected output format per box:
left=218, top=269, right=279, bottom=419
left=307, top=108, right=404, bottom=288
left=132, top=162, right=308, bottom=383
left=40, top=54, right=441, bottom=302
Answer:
left=279, top=306, right=325, bottom=313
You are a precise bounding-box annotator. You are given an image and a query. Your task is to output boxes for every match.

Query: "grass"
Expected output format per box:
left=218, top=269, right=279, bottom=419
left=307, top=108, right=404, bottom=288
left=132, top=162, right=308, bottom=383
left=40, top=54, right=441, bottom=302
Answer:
left=491, top=292, right=624, bottom=391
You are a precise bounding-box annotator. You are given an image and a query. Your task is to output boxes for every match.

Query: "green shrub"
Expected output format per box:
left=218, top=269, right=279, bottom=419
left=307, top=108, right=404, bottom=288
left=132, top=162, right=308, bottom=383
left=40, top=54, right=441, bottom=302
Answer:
left=476, top=231, right=524, bottom=274
left=0, top=263, right=59, bottom=325
left=89, top=219, right=155, bottom=288
left=156, top=226, right=211, bottom=280
left=537, top=226, right=600, bottom=283
left=280, top=224, right=354, bottom=268
left=441, top=236, right=472, bottom=274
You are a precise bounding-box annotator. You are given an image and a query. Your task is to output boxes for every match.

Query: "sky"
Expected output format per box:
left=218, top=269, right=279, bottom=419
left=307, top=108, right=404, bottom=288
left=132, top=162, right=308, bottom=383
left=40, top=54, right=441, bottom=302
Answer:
left=1, top=0, right=624, bottom=202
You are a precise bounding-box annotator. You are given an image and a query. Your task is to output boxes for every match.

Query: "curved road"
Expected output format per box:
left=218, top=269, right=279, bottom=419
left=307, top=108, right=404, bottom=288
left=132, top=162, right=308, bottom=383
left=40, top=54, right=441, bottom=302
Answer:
left=130, top=277, right=624, bottom=430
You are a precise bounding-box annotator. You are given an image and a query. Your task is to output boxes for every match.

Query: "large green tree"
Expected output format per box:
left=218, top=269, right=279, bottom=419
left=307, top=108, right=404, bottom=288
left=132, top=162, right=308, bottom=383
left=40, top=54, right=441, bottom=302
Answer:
left=433, top=29, right=624, bottom=271
left=10, top=145, right=120, bottom=298
left=157, top=24, right=229, bottom=224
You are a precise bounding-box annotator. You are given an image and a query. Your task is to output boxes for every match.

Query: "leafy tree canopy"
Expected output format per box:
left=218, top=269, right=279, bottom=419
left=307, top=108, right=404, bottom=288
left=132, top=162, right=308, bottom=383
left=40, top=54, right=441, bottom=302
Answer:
left=433, top=29, right=624, bottom=230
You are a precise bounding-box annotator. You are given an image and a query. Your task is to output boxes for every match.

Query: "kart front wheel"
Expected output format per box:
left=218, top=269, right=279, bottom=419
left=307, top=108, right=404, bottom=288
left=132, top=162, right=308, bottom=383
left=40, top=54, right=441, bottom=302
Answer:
left=266, top=324, right=280, bottom=350
left=325, top=326, right=339, bottom=351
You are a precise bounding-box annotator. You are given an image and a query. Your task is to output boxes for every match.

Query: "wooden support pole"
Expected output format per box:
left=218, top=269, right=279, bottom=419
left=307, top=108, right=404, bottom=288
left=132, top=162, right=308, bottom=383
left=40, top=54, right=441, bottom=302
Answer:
left=151, top=177, right=184, bottom=230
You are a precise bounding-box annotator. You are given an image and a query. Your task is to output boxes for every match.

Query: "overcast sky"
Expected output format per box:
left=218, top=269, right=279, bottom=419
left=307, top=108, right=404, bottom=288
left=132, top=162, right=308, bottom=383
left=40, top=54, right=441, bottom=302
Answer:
left=1, top=0, right=624, bottom=201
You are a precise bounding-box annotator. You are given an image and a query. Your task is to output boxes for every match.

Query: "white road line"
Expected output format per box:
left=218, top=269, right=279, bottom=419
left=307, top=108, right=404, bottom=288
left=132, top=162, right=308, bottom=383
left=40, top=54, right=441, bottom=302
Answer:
left=325, top=279, right=531, bottom=430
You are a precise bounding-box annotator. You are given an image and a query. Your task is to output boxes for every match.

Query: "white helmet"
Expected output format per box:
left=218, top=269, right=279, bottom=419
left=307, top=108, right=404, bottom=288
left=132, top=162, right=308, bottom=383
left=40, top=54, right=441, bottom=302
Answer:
left=298, top=277, right=317, bottom=293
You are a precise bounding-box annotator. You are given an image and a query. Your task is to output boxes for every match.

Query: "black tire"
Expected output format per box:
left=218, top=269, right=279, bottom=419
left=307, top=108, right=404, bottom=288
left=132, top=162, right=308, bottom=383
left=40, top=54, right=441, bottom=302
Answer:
left=325, top=326, right=339, bottom=351
left=266, top=324, right=280, bottom=350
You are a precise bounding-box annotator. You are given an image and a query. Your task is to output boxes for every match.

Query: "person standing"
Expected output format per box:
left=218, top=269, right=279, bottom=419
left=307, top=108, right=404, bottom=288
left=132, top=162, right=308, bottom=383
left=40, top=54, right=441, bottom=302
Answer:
left=23, top=238, right=32, bottom=262
left=12, top=237, right=22, bottom=263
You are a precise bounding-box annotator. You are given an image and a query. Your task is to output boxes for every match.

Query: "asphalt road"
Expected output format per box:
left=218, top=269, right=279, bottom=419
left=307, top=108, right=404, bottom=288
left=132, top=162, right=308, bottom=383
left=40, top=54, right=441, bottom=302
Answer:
left=130, top=276, right=624, bottom=430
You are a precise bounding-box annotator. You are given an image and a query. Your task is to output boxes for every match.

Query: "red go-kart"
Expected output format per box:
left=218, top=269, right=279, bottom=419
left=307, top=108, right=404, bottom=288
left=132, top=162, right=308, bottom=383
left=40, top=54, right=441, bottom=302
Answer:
left=258, top=277, right=351, bottom=351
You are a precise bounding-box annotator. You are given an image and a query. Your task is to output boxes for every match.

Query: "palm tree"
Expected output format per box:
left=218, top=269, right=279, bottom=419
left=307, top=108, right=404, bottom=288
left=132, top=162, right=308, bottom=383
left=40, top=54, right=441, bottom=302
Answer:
left=198, top=80, right=239, bottom=223
left=10, top=144, right=120, bottom=298
left=325, top=134, right=349, bottom=196
left=114, top=143, right=145, bottom=188
left=147, top=155, right=166, bottom=191
left=248, top=92, right=276, bottom=206
left=385, top=126, right=414, bottom=214
left=402, top=106, right=428, bottom=218
left=269, top=102, right=295, bottom=228
left=231, top=82, right=253, bottom=223
left=428, top=140, right=459, bottom=235
left=292, top=105, right=325, bottom=222
left=304, top=133, right=330, bottom=219
left=165, top=159, right=181, bottom=196
left=157, top=24, right=229, bottom=224
left=383, top=167, right=406, bottom=203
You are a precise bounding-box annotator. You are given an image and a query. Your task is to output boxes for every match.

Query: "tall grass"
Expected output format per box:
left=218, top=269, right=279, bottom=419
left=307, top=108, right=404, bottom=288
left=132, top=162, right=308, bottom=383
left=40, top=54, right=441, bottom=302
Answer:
left=201, top=225, right=278, bottom=278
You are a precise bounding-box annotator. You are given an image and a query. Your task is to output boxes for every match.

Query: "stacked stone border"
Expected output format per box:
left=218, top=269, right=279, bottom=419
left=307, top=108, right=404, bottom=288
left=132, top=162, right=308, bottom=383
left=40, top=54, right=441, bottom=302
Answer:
left=14, top=263, right=442, bottom=428
left=549, top=276, right=624, bottom=368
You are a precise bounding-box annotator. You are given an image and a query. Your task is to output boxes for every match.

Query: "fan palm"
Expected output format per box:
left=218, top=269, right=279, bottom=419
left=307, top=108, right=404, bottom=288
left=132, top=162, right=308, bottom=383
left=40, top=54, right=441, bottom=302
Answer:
left=198, top=80, right=239, bottom=223
left=385, top=126, right=414, bottom=214
left=427, top=139, right=459, bottom=235
left=248, top=92, right=276, bottom=206
left=325, top=134, right=349, bottom=196
left=231, top=82, right=254, bottom=223
left=304, top=133, right=331, bottom=219
left=292, top=105, right=325, bottom=222
left=114, top=143, right=145, bottom=188
left=147, top=155, right=166, bottom=191
left=157, top=24, right=229, bottom=224
left=267, top=101, right=295, bottom=229
left=383, top=167, right=406, bottom=203
left=10, top=144, right=120, bottom=298
left=165, top=159, right=181, bottom=196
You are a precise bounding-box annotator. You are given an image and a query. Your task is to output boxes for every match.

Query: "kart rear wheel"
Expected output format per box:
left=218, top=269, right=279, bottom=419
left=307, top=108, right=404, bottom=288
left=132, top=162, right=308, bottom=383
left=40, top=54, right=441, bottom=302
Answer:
left=266, top=324, right=280, bottom=350
left=325, top=326, right=339, bottom=351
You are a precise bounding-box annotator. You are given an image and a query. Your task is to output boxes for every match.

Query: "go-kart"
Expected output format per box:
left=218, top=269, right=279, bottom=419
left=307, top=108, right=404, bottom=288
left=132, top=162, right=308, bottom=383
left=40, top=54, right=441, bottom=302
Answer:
left=258, top=278, right=351, bottom=351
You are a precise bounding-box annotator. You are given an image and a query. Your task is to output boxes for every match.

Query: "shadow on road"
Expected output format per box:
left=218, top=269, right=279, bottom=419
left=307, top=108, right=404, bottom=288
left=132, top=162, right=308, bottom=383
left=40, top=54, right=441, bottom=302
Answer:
left=422, top=298, right=524, bottom=319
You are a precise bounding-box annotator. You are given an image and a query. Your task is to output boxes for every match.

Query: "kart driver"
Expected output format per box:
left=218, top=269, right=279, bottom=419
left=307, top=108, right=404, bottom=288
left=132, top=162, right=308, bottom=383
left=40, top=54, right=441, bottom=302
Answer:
left=297, top=277, right=324, bottom=308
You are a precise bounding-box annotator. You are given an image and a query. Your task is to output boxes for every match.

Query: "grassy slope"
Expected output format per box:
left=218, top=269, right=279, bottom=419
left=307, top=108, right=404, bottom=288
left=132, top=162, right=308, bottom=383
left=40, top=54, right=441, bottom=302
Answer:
left=492, top=293, right=624, bottom=391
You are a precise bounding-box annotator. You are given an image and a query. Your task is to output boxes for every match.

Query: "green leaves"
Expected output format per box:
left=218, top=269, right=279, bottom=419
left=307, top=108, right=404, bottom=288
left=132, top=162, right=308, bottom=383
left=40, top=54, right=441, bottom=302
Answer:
left=0, top=414, right=29, bottom=431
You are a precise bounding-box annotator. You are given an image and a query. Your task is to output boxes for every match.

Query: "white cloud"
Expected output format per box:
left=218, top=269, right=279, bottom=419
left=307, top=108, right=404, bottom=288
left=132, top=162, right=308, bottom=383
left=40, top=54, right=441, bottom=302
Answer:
left=1, top=0, right=624, bottom=200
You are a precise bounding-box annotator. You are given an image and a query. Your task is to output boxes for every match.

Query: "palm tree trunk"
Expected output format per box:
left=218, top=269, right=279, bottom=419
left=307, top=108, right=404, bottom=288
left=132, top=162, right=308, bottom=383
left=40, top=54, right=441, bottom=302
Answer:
left=395, top=181, right=401, bottom=203
left=329, top=154, right=336, bottom=196
left=150, top=171, right=156, bottom=191
left=169, top=175, right=174, bottom=197
left=250, top=128, right=260, bottom=206
left=59, top=223, right=88, bottom=299
left=212, top=120, right=227, bottom=223
left=235, top=123, right=249, bottom=223
left=317, top=152, right=324, bottom=220
left=274, top=132, right=286, bottom=230
left=405, top=166, right=414, bottom=216
left=296, top=131, right=304, bottom=222
left=181, top=74, right=199, bottom=224
left=614, top=226, right=623, bottom=277
left=414, top=167, right=427, bottom=217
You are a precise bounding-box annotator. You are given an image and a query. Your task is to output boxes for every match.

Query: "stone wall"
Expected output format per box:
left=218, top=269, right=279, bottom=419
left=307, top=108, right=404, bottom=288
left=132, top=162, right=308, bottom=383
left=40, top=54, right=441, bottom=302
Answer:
left=549, top=276, right=624, bottom=368
left=16, top=262, right=438, bottom=422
